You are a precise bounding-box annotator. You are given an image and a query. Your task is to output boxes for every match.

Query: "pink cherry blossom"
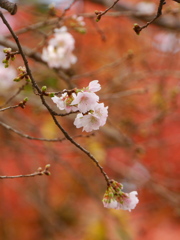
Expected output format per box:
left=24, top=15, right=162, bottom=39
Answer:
left=103, top=199, right=118, bottom=209
left=93, top=103, right=108, bottom=126
left=87, top=80, right=101, bottom=92
left=71, top=91, right=99, bottom=113
left=52, top=93, right=78, bottom=113
left=116, top=191, right=139, bottom=212
left=102, top=180, right=139, bottom=211
left=73, top=103, right=108, bottom=132
left=72, top=15, right=85, bottom=27
left=74, top=113, right=101, bottom=132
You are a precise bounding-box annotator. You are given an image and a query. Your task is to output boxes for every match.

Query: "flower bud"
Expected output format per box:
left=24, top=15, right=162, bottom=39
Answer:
left=133, top=23, right=141, bottom=35
left=41, top=86, right=47, bottom=92
left=49, top=93, right=55, bottom=97
left=23, top=97, right=28, bottom=102
left=14, top=77, right=20, bottom=82
left=3, top=48, right=12, bottom=53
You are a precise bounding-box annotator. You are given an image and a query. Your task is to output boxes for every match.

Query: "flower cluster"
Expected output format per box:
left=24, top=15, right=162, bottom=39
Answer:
left=52, top=80, right=108, bottom=132
left=102, top=180, right=139, bottom=211
left=42, top=26, right=77, bottom=69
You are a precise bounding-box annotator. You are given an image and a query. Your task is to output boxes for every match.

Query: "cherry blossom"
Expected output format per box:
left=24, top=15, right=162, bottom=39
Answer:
left=135, top=2, right=156, bottom=15
left=73, top=103, right=108, bottom=132
left=72, top=15, right=85, bottom=27
left=52, top=93, right=78, bottom=113
left=71, top=91, right=99, bottom=113
left=103, top=199, right=118, bottom=209
left=86, top=80, right=101, bottom=92
left=42, top=26, right=77, bottom=69
left=102, top=180, right=139, bottom=212
left=116, top=191, right=139, bottom=211
left=51, top=80, right=108, bottom=131
left=153, top=32, right=180, bottom=53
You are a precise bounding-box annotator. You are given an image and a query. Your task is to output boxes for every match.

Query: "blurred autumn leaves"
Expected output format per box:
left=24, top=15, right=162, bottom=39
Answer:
left=0, top=0, right=180, bottom=239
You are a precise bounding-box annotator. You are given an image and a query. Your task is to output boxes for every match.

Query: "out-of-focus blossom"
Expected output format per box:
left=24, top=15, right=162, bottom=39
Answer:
left=72, top=15, right=85, bottom=27
left=42, top=26, right=77, bottom=69
left=52, top=93, right=78, bottom=113
left=128, top=162, right=151, bottom=186
left=102, top=180, right=139, bottom=212
left=74, top=103, right=108, bottom=132
left=153, top=32, right=180, bottom=53
left=0, top=64, right=16, bottom=90
left=136, top=2, right=156, bottom=15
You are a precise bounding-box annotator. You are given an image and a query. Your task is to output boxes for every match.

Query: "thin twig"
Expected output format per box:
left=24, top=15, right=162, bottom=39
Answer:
left=71, top=52, right=132, bottom=80
left=101, top=88, right=148, bottom=100
left=0, top=104, right=19, bottom=112
left=0, top=165, right=50, bottom=179
left=0, top=120, right=94, bottom=142
left=0, top=98, right=28, bottom=111
left=95, top=0, right=120, bottom=21
left=60, top=0, right=77, bottom=18
left=133, top=0, right=166, bottom=34
left=0, top=82, right=28, bottom=108
left=91, top=18, right=106, bottom=41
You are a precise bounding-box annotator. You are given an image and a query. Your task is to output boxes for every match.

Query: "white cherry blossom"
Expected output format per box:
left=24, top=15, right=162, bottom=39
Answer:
left=116, top=191, right=139, bottom=212
left=87, top=80, right=101, bottom=92
left=103, top=199, right=118, bottom=209
left=73, top=103, right=108, bottom=132
left=102, top=181, right=139, bottom=211
left=52, top=93, right=78, bottom=113
left=71, top=91, right=99, bottom=113
left=136, top=2, right=156, bottom=15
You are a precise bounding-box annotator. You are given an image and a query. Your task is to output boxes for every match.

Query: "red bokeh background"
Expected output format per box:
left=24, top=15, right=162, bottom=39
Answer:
left=0, top=0, right=180, bottom=239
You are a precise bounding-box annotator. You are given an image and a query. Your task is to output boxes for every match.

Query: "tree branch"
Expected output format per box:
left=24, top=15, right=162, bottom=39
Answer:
left=0, top=10, right=110, bottom=185
left=133, top=0, right=166, bottom=34
left=0, top=0, right=17, bottom=15
left=95, top=0, right=120, bottom=21
left=0, top=165, right=50, bottom=179
left=91, top=0, right=180, bottom=31
left=0, top=120, right=94, bottom=142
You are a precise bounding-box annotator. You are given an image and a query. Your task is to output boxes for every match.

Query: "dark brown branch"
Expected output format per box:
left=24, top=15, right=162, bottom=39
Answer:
left=91, top=0, right=180, bottom=31
left=0, top=0, right=17, bottom=15
left=133, top=0, right=166, bottom=34
left=0, top=120, right=94, bottom=142
left=95, top=0, right=119, bottom=21
left=0, top=11, right=110, bottom=185
left=0, top=104, right=19, bottom=112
